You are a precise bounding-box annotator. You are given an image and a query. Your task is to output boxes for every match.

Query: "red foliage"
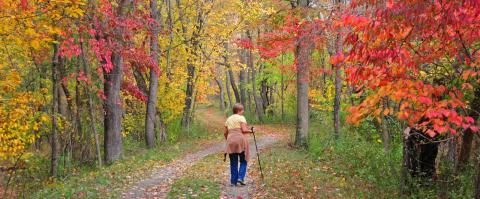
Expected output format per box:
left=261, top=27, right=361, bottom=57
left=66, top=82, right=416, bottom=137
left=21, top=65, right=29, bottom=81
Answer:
left=58, top=0, right=156, bottom=102
left=122, top=81, right=147, bottom=102
left=344, top=0, right=480, bottom=135
left=20, top=0, right=28, bottom=10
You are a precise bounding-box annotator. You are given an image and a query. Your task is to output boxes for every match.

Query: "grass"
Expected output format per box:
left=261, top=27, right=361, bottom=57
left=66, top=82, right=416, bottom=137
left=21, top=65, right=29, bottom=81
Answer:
left=11, top=106, right=477, bottom=198
left=9, top=113, right=222, bottom=199
left=306, top=111, right=476, bottom=198
left=167, top=155, right=224, bottom=198
left=252, top=110, right=477, bottom=198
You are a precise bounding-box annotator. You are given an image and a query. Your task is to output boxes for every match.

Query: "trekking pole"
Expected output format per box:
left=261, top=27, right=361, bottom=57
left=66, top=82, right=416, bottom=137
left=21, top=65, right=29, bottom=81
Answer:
left=251, top=127, right=264, bottom=181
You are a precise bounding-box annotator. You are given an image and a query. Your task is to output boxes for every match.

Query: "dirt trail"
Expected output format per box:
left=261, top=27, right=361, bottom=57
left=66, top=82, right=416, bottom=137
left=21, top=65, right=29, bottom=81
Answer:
left=121, top=107, right=288, bottom=199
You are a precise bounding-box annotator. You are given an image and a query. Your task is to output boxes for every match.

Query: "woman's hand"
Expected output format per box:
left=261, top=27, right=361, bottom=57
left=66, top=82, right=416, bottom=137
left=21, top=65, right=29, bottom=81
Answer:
left=240, top=122, right=251, bottom=134
left=224, top=126, right=228, bottom=140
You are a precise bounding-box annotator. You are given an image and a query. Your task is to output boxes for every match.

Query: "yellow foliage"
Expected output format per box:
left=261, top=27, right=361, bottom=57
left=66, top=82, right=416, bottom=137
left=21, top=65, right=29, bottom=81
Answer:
left=310, top=80, right=335, bottom=111
left=0, top=65, right=47, bottom=161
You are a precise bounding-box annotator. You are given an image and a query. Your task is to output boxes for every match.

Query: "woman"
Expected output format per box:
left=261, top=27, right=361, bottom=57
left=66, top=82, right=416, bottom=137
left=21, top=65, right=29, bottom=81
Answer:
left=224, top=103, right=253, bottom=186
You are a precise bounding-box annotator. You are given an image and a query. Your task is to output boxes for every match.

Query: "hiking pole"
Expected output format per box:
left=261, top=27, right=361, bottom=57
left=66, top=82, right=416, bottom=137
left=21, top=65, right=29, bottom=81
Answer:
left=251, top=126, right=264, bottom=181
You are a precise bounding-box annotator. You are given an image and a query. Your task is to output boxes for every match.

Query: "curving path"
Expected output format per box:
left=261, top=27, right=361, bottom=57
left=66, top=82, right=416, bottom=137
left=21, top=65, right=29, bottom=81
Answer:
left=121, top=108, right=286, bottom=199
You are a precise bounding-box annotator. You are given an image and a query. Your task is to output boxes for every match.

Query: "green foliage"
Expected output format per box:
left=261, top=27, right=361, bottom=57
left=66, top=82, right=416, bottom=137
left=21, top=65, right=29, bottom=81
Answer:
left=168, top=178, right=220, bottom=199
left=308, top=111, right=476, bottom=198
left=14, top=117, right=214, bottom=198
left=167, top=155, right=223, bottom=199
left=258, top=142, right=370, bottom=198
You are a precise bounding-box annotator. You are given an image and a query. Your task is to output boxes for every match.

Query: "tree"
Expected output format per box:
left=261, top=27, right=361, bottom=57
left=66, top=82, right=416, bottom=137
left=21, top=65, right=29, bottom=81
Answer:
left=145, top=0, right=161, bottom=148
left=341, top=0, right=480, bottom=192
left=331, top=0, right=346, bottom=139
left=293, top=0, right=312, bottom=147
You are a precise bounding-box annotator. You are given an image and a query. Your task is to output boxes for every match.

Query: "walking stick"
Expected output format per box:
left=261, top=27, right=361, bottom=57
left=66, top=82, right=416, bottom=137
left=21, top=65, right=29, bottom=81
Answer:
left=251, top=127, right=264, bottom=181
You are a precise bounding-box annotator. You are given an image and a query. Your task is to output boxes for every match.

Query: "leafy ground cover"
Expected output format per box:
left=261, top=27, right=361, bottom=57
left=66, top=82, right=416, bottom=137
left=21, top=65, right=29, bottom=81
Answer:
left=19, top=108, right=224, bottom=198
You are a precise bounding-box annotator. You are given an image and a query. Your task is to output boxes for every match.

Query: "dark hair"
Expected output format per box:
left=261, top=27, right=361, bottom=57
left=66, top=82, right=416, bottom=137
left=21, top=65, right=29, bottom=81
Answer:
left=232, top=103, right=244, bottom=114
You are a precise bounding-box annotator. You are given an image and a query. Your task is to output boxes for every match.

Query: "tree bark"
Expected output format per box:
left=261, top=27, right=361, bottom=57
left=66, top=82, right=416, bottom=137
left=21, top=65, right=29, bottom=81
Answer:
left=133, top=68, right=148, bottom=93
left=103, top=52, right=124, bottom=164
left=293, top=0, right=311, bottom=147
left=269, top=84, right=275, bottom=115
left=380, top=99, right=390, bottom=152
left=165, top=0, right=174, bottom=79
left=180, top=0, right=205, bottom=130
left=401, top=126, right=439, bottom=195
left=333, top=26, right=343, bottom=139
left=181, top=63, right=195, bottom=130
left=50, top=44, right=60, bottom=177
left=227, top=67, right=240, bottom=104
left=457, top=86, right=480, bottom=171
left=225, top=69, right=233, bottom=108
left=155, top=110, right=167, bottom=142
left=222, top=43, right=240, bottom=104
left=260, top=78, right=270, bottom=113
left=249, top=49, right=264, bottom=121
left=239, top=49, right=248, bottom=107
left=80, top=41, right=102, bottom=167
left=75, top=59, right=84, bottom=161
left=400, top=127, right=412, bottom=195
left=102, top=0, right=130, bottom=164
left=215, top=77, right=226, bottom=111
left=145, top=0, right=160, bottom=149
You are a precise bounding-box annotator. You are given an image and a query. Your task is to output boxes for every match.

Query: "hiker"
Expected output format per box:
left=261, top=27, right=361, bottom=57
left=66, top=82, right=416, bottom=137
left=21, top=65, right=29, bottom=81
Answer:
left=224, top=103, right=253, bottom=186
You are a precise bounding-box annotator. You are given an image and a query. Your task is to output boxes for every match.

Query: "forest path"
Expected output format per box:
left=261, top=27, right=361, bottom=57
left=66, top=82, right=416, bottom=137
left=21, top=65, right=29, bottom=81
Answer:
left=121, top=107, right=289, bottom=199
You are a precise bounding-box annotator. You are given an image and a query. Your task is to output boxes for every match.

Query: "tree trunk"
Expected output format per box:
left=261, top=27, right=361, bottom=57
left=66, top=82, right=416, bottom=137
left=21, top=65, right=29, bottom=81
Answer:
left=227, top=66, right=240, bottom=104
left=347, top=83, right=355, bottom=106
left=86, top=87, right=102, bottom=167
left=294, top=42, right=310, bottom=147
left=50, top=44, right=60, bottom=177
left=269, top=85, right=275, bottom=115
left=80, top=41, right=102, bottom=167
left=281, top=71, right=285, bottom=120
left=380, top=100, right=390, bottom=152
left=103, top=51, right=124, bottom=164
left=165, top=0, right=174, bottom=79
left=181, top=63, right=195, bottom=130
left=293, top=0, right=311, bottom=147
left=457, top=86, right=480, bottom=171
left=400, top=127, right=412, bottom=195
left=133, top=68, right=148, bottom=93
left=245, top=31, right=264, bottom=121
left=145, top=0, right=160, bottom=149
left=75, top=59, right=84, bottom=161
left=247, top=66, right=253, bottom=112
left=103, top=0, right=129, bottom=164
left=223, top=43, right=240, bottom=104
left=180, top=1, right=205, bottom=130
left=225, top=70, right=233, bottom=108
left=215, top=77, right=226, bottom=111
left=333, top=34, right=343, bottom=139
left=261, top=79, right=269, bottom=113
left=239, top=49, right=248, bottom=107
left=155, top=110, right=167, bottom=143
left=228, top=67, right=240, bottom=104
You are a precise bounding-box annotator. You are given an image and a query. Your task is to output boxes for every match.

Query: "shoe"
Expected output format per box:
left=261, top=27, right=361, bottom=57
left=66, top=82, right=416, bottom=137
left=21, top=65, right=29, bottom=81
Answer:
left=237, top=180, right=246, bottom=186
left=230, top=183, right=236, bottom=187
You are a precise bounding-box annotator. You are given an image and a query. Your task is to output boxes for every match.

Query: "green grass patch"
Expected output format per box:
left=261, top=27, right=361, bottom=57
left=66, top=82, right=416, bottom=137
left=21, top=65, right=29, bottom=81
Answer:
left=257, top=142, right=366, bottom=198
left=18, top=118, right=220, bottom=199
left=167, top=154, right=223, bottom=198
left=307, top=111, right=476, bottom=198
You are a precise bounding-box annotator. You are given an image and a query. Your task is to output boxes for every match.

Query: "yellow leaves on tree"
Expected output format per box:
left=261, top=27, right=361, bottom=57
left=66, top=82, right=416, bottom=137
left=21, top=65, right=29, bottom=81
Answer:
left=310, top=79, right=336, bottom=112
left=0, top=65, right=47, bottom=161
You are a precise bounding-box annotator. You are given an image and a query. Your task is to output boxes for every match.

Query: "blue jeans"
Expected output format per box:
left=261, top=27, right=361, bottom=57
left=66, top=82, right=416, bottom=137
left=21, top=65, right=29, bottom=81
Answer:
left=229, top=151, right=247, bottom=185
